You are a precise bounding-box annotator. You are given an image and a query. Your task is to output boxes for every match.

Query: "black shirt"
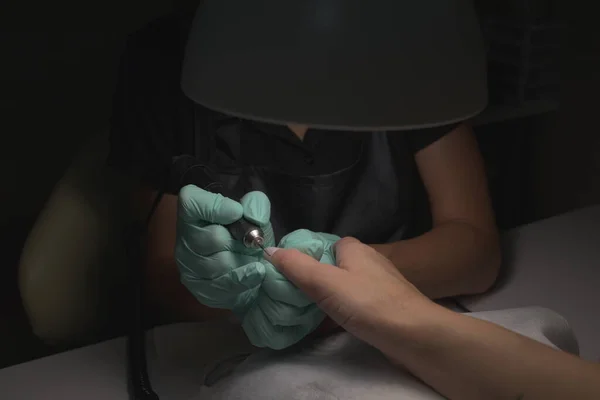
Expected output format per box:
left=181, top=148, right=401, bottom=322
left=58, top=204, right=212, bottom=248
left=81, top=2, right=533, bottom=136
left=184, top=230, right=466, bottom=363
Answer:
left=108, top=12, right=457, bottom=197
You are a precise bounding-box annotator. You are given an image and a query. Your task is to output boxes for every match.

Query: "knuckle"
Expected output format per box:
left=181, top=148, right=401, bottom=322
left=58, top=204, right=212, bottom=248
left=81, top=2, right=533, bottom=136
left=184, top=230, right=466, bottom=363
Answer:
left=177, top=188, right=194, bottom=214
left=211, top=194, right=228, bottom=213
left=179, top=185, right=214, bottom=220
left=250, top=191, right=270, bottom=206
left=204, top=223, right=228, bottom=238
left=179, top=184, right=203, bottom=204
left=246, top=190, right=266, bottom=200
left=335, top=236, right=360, bottom=250
left=196, top=227, right=227, bottom=251
left=178, top=184, right=195, bottom=199
left=340, top=236, right=360, bottom=244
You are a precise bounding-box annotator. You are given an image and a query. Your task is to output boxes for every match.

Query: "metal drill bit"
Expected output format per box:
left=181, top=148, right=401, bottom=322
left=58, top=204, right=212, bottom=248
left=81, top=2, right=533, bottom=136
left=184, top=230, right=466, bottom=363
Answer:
left=254, top=237, right=272, bottom=256
left=255, top=237, right=267, bottom=252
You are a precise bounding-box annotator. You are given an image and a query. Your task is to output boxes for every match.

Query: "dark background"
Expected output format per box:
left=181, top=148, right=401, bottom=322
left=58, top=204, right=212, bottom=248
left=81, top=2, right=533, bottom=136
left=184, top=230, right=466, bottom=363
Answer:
left=0, top=0, right=598, bottom=367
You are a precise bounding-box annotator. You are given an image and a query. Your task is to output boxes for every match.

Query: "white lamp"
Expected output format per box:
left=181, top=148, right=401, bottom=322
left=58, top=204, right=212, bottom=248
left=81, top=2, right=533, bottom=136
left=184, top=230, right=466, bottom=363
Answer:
left=181, top=0, right=487, bottom=131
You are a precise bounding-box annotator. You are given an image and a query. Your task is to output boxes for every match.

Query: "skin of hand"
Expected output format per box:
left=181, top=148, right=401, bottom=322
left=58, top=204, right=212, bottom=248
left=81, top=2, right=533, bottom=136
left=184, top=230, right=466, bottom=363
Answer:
left=266, top=238, right=600, bottom=400
left=265, top=237, right=430, bottom=354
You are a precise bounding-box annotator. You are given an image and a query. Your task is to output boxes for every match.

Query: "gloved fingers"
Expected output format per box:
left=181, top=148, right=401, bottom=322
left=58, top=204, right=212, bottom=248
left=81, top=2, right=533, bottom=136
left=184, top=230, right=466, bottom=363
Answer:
left=242, top=305, right=319, bottom=350
left=176, top=244, right=256, bottom=279
left=261, top=276, right=313, bottom=307
left=178, top=185, right=243, bottom=225
left=239, top=191, right=276, bottom=248
left=240, top=191, right=271, bottom=227
left=256, top=234, right=325, bottom=307
left=232, top=286, right=262, bottom=317
left=177, top=222, right=270, bottom=261
left=256, top=293, right=325, bottom=327
left=278, top=229, right=326, bottom=261
left=279, top=229, right=341, bottom=266
left=210, top=261, right=267, bottom=295
left=177, top=223, right=234, bottom=256
left=260, top=261, right=313, bottom=307
left=318, top=232, right=342, bottom=243
left=179, top=262, right=266, bottom=309
left=261, top=231, right=326, bottom=307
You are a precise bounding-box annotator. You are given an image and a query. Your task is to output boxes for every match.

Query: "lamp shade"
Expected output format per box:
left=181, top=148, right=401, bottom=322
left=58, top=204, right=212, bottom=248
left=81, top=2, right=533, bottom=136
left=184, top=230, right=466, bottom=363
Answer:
left=181, top=0, right=487, bottom=131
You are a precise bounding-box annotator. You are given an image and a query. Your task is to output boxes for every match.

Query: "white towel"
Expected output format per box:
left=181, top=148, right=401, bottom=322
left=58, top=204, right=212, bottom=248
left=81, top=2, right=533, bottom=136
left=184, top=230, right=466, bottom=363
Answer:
left=191, top=307, right=579, bottom=400
left=145, top=306, right=578, bottom=400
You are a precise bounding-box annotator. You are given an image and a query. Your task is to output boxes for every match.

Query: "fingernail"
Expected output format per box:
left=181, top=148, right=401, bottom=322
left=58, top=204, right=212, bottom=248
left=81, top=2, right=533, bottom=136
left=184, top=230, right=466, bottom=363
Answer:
left=264, top=247, right=279, bottom=260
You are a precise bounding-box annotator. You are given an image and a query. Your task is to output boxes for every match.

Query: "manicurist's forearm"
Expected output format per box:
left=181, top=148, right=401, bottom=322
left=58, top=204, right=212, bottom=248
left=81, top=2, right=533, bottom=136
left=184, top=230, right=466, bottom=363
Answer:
left=370, top=221, right=501, bottom=298
left=383, top=304, right=600, bottom=400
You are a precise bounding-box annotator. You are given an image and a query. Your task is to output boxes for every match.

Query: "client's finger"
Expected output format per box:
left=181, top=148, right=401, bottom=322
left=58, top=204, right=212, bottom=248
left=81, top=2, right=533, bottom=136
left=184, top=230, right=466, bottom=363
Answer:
left=265, top=248, right=342, bottom=302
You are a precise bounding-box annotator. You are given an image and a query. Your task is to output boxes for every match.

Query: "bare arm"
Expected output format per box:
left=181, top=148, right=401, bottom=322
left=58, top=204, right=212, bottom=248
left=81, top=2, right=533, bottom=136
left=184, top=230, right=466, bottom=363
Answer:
left=371, top=124, right=501, bottom=298
left=386, top=304, right=600, bottom=400
left=133, top=188, right=230, bottom=324
left=268, top=238, right=599, bottom=400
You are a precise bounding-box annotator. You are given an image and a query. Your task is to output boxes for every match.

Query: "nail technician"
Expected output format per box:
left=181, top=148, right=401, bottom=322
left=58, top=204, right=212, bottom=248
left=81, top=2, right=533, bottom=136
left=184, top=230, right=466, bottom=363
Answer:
left=109, top=1, right=500, bottom=350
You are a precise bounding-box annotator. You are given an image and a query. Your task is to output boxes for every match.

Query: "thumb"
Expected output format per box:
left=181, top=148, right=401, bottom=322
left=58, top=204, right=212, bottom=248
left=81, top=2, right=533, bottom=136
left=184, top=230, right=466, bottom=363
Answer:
left=265, top=248, right=342, bottom=302
left=240, top=191, right=271, bottom=227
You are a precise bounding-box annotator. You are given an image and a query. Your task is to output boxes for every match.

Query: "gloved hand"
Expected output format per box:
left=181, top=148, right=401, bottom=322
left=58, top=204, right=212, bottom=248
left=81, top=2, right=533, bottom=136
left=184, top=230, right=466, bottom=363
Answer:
left=175, top=185, right=275, bottom=315
left=241, top=229, right=341, bottom=350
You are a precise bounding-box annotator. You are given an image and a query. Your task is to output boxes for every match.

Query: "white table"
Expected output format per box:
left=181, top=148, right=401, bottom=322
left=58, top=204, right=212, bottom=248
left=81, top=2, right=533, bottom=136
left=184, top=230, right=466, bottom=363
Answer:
left=2, top=205, right=599, bottom=398
left=459, top=205, right=600, bottom=361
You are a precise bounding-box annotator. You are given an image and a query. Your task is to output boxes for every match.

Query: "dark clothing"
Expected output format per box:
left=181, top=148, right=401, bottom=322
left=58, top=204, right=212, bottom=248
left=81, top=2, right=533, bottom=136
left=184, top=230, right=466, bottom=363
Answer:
left=108, top=13, right=458, bottom=242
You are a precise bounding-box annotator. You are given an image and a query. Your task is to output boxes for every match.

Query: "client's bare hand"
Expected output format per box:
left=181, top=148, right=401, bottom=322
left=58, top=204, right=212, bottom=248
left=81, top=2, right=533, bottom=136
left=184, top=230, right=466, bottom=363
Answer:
left=265, top=237, right=430, bottom=349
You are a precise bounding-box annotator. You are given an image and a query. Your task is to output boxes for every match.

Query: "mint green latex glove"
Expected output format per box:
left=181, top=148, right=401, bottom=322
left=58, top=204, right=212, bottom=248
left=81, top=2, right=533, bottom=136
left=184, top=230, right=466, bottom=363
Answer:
left=175, top=185, right=275, bottom=314
left=241, top=229, right=340, bottom=350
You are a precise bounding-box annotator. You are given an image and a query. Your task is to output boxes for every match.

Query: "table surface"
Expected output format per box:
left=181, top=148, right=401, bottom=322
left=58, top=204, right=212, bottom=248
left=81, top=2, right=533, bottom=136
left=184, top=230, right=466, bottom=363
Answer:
left=459, top=204, right=600, bottom=361
left=0, top=321, right=257, bottom=400
left=2, top=205, right=599, bottom=398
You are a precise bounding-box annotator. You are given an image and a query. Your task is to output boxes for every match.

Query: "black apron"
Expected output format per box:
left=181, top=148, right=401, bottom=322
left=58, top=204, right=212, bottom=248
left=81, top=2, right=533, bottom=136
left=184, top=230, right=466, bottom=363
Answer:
left=188, top=108, right=414, bottom=245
